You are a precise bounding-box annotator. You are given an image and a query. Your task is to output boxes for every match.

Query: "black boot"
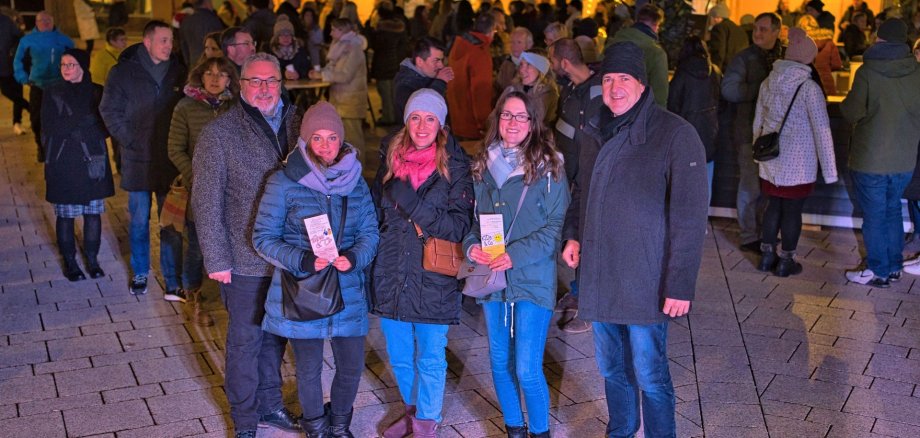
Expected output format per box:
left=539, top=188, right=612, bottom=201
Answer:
left=327, top=403, right=354, bottom=438
left=529, top=431, right=551, bottom=438
left=774, top=250, right=803, bottom=277
left=300, top=410, right=330, bottom=438
left=757, top=242, right=777, bottom=272
left=506, top=424, right=528, bottom=438
left=83, top=214, right=105, bottom=278
left=57, top=217, right=85, bottom=281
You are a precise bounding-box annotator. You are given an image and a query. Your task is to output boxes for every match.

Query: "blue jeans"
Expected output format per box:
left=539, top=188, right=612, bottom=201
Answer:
left=183, top=220, right=204, bottom=290
left=127, top=191, right=182, bottom=291
left=483, top=301, right=552, bottom=433
left=851, top=171, right=911, bottom=277
left=379, top=318, right=449, bottom=422
left=593, top=321, right=675, bottom=438
left=220, top=274, right=287, bottom=431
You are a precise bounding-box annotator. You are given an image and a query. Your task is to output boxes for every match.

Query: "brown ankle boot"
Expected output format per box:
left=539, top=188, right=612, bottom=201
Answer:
left=382, top=405, right=415, bottom=438
left=186, top=289, right=214, bottom=327
left=410, top=416, right=438, bottom=438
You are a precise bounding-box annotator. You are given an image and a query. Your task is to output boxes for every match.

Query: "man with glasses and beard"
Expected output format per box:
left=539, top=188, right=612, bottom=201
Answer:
left=191, top=52, right=302, bottom=438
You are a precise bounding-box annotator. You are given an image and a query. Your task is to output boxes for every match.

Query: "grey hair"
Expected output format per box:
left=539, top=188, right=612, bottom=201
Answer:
left=241, top=53, right=281, bottom=78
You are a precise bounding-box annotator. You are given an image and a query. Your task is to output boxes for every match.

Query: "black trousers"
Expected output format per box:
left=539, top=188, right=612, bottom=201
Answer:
left=220, top=274, right=287, bottom=431
left=761, top=195, right=807, bottom=252
left=0, top=76, right=28, bottom=124
left=291, top=335, right=366, bottom=419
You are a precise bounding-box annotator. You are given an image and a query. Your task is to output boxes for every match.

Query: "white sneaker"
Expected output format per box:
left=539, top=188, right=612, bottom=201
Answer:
left=905, top=261, right=920, bottom=276
left=12, top=123, right=24, bottom=135
left=845, top=268, right=890, bottom=288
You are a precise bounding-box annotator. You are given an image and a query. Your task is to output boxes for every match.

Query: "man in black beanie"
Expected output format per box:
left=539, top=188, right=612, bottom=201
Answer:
left=560, top=40, right=709, bottom=438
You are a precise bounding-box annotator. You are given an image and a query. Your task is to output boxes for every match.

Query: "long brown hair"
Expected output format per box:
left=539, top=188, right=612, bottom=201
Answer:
left=471, top=90, right=563, bottom=185
left=382, top=126, right=451, bottom=184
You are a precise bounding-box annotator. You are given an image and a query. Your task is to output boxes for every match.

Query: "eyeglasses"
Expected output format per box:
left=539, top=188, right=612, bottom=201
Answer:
left=228, top=40, right=255, bottom=47
left=241, top=77, right=282, bottom=89
left=204, top=71, right=231, bottom=79
left=60, top=63, right=79, bottom=70
left=499, top=111, right=531, bottom=123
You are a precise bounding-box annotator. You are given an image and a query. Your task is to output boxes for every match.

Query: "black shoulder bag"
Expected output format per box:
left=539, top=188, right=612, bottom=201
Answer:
left=280, top=197, right=348, bottom=322
left=752, top=82, right=804, bottom=162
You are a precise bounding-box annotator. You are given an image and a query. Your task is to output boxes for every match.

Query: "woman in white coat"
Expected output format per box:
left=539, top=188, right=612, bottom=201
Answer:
left=753, top=28, right=838, bottom=277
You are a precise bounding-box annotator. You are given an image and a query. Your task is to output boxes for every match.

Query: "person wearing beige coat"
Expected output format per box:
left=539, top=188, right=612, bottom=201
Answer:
left=311, top=18, right=367, bottom=156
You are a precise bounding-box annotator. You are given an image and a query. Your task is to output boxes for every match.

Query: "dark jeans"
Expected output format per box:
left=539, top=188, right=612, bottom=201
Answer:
left=290, top=336, right=365, bottom=419
left=593, top=321, right=675, bottom=438
left=761, top=195, right=807, bottom=252
left=0, top=76, right=28, bottom=124
left=852, top=171, right=912, bottom=277
left=29, top=85, right=43, bottom=159
left=220, top=274, right=287, bottom=431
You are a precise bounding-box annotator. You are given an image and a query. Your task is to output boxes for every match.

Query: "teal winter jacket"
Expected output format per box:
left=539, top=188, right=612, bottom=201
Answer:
left=252, top=148, right=379, bottom=339
left=462, top=147, right=570, bottom=310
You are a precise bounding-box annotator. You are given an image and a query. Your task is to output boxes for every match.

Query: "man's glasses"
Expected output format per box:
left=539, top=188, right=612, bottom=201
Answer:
left=241, top=77, right=282, bottom=89
left=499, top=111, right=531, bottom=123
left=228, top=40, right=255, bottom=47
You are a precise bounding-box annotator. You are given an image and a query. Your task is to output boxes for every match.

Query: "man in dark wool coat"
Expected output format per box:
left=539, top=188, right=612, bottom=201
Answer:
left=561, top=41, right=709, bottom=438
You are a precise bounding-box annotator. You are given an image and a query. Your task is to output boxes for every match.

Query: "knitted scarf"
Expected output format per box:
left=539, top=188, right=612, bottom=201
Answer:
left=183, top=84, right=233, bottom=110
left=293, top=138, right=363, bottom=196
left=393, top=144, right=437, bottom=190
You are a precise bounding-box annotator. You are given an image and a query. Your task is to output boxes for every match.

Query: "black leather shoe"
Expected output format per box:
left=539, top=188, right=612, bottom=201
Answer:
left=507, top=424, right=528, bottom=438
left=86, top=263, right=106, bottom=279
left=757, top=250, right=777, bottom=272
left=774, top=257, right=803, bottom=277
left=63, top=261, right=86, bottom=282
left=258, top=407, right=302, bottom=433
left=327, top=402, right=354, bottom=438
left=234, top=430, right=257, bottom=438
left=300, top=412, right=330, bottom=438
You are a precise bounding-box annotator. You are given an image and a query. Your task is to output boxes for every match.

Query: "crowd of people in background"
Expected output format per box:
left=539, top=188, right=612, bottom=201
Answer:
left=2, top=0, right=920, bottom=437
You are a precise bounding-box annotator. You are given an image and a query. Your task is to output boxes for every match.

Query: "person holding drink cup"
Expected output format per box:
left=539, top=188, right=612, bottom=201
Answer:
left=462, top=89, right=569, bottom=437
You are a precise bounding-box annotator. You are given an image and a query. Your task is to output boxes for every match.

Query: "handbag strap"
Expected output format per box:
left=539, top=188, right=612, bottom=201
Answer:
left=504, top=185, right=530, bottom=240
left=776, top=82, right=805, bottom=135
left=77, top=141, right=93, bottom=161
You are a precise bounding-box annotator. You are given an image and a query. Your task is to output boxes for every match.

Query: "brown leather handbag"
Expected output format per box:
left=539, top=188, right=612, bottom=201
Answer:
left=415, top=223, right=464, bottom=276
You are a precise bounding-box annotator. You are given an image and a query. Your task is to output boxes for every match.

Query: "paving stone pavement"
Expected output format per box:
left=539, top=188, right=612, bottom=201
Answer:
left=4, top=101, right=920, bottom=438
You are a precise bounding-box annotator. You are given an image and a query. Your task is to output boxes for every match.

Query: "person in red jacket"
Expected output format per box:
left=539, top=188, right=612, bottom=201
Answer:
left=446, top=12, right=496, bottom=140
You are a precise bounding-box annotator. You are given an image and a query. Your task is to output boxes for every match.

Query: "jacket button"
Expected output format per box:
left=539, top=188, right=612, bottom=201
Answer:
left=494, top=202, right=500, bottom=207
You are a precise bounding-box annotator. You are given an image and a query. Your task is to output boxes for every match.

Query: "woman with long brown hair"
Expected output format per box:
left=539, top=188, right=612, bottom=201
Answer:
left=370, top=89, right=474, bottom=438
left=463, top=90, right=569, bottom=438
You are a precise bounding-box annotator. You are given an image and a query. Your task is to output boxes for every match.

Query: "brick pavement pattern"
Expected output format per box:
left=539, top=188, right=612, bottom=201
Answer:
left=3, top=100, right=920, bottom=437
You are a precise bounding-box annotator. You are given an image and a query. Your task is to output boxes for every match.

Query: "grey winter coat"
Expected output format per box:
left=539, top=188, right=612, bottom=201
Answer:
left=562, top=90, right=709, bottom=325
left=191, top=98, right=301, bottom=277
left=721, top=42, right=784, bottom=146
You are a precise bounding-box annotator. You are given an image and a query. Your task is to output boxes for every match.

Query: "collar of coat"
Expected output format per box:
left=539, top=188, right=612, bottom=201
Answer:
left=586, top=87, right=656, bottom=147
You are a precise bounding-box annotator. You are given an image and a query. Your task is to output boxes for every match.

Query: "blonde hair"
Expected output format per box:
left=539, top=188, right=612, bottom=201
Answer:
left=383, top=126, right=451, bottom=184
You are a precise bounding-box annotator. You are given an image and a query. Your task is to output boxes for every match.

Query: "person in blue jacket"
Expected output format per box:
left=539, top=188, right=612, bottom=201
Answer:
left=12, top=11, right=73, bottom=162
left=463, top=89, right=569, bottom=438
left=252, top=101, right=379, bottom=438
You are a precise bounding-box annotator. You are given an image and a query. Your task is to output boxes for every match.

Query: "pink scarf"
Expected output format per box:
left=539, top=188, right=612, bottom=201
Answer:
left=393, top=145, right=437, bottom=190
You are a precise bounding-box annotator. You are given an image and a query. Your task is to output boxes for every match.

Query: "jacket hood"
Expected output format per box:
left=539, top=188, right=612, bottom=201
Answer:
left=759, top=60, right=812, bottom=128
left=863, top=43, right=918, bottom=78
left=399, top=57, right=425, bottom=76
left=339, top=31, right=368, bottom=51
left=676, top=56, right=713, bottom=79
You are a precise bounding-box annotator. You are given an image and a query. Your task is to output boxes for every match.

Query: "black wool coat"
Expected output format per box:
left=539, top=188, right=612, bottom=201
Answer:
left=369, top=134, right=474, bottom=325
left=42, top=80, right=114, bottom=204
left=100, top=44, right=186, bottom=193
